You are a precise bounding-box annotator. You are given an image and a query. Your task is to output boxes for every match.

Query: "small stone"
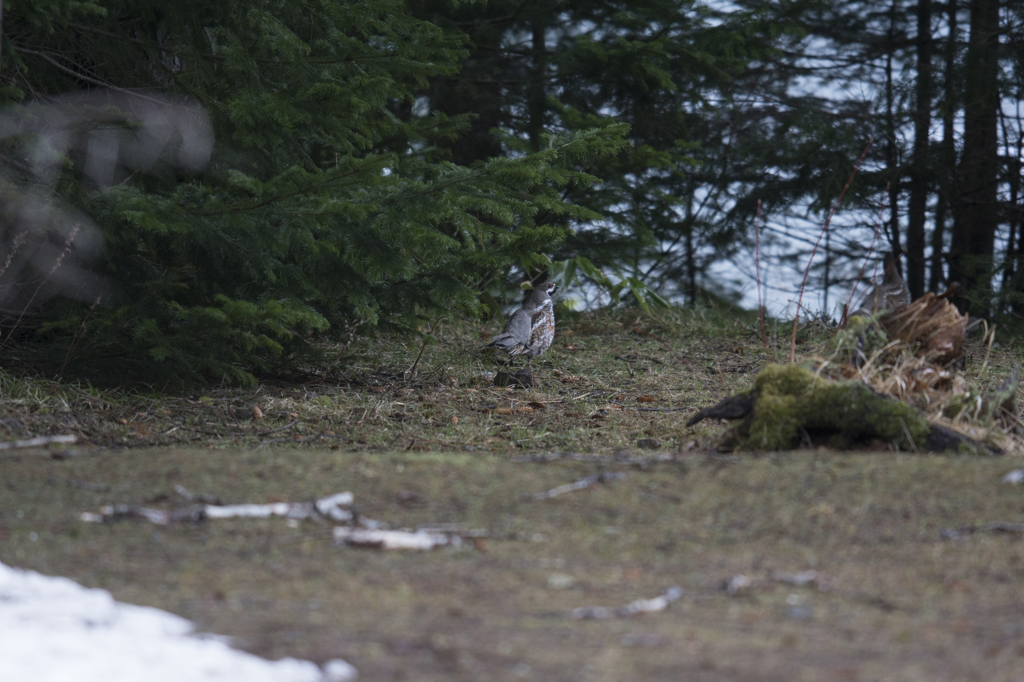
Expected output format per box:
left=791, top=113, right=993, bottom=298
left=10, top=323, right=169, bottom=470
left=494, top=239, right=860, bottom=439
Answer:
left=726, top=574, right=753, bottom=596
left=494, top=369, right=534, bottom=388
left=547, top=573, right=576, bottom=590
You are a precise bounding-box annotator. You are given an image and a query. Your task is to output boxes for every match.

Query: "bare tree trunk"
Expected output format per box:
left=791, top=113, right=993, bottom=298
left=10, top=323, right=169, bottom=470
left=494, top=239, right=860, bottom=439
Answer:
left=950, top=0, right=1000, bottom=317
left=884, top=3, right=903, bottom=263
left=1000, top=107, right=1024, bottom=311
left=906, top=0, right=932, bottom=298
left=929, top=0, right=958, bottom=292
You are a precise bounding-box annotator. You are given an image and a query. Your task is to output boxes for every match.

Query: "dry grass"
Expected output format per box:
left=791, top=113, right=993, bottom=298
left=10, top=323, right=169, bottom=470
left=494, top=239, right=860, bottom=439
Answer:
left=817, top=301, right=1023, bottom=453
left=1, top=303, right=1017, bottom=456
left=2, top=304, right=1024, bottom=681
left=0, top=305, right=774, bottom=455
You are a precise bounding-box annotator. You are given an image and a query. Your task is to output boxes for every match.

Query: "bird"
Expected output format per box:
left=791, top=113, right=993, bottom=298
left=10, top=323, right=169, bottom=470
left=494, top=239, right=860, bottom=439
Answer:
left=856, top=252, right=911, bottom=316
left=481, top=282, right=558, bottom=359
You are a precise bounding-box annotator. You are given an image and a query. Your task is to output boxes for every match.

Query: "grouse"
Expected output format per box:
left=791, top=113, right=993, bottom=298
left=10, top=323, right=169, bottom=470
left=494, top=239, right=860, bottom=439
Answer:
left=482, top=282, right=558, bottom=358
left=856, top=252, right=911, bottom=316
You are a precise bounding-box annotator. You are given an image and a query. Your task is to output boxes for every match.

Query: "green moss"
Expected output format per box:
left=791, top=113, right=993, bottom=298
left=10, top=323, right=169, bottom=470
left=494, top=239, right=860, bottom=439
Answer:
left=737, top=363, right=933, bottom=451
left=752, top=362, right=830, bottom=396
left=830, top=314, right=891, bottom=360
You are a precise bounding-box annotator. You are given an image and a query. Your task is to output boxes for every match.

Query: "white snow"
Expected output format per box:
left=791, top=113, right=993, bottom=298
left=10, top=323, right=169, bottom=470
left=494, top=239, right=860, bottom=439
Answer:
left=0, top=561, right=356, bottom=682
left=1004, top=469, right=1024, bottom=485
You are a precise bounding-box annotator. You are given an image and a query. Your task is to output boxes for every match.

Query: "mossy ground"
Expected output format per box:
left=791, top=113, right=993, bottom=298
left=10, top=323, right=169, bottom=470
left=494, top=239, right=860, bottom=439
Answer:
left=739, top=364, right=934, bottom=451
left=2, top=306, right=1024, bottom=680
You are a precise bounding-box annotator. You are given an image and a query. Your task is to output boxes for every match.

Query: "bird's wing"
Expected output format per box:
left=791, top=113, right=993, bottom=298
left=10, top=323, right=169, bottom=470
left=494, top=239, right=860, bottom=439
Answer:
left=502, top=308, right=532, bottom=338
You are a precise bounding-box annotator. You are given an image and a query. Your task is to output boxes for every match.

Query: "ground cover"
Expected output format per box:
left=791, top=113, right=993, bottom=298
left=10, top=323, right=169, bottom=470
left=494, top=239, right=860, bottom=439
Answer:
left=2, top=306, right=1023, bottom=680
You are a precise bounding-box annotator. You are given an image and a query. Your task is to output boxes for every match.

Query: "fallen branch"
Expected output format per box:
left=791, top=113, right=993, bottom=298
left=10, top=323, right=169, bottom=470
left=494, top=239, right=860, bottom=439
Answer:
left=0, top=435, right=76, bottom=450
left=527, top=472, right=627, bottom=500
left=571, top=586, right=683, bottom=619
left=80, top=491, right=356, bottom=525
left=335, top=528, right=459, bottom=551
left=940, top=522, right=1024, bottom=540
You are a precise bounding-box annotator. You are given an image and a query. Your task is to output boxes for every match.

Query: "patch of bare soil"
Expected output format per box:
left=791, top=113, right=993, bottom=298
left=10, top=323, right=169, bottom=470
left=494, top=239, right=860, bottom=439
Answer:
left=3, top=446, right=1024, bottom=681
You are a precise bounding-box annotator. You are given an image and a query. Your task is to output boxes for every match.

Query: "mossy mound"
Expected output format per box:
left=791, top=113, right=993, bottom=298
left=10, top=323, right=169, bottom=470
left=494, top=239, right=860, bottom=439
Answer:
left=688, top=363, right=995, bottom=454
left=743, top=364, right=930, bottom=450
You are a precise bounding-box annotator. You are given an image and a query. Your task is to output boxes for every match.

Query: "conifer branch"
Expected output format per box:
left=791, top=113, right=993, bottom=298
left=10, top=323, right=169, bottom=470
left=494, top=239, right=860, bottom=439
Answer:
left=14, top=46, right=170, bottom=106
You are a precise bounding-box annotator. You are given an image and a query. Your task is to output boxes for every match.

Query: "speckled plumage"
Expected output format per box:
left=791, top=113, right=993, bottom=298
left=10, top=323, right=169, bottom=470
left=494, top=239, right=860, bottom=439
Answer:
left=857, top=253, right=911, bottom=316
left=482, top=283, right=558, bottom=358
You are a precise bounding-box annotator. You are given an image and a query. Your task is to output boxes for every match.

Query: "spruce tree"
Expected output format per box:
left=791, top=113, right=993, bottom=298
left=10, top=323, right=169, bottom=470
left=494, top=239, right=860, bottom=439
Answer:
left=412, top=0, right=808, bottom=303
left=0, top=0, right=626, bottom=383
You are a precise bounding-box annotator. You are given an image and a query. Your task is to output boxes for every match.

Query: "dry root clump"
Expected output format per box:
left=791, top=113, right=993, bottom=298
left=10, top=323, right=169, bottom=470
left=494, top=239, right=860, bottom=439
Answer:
left=826, top=295, right=1021, bottom=452
left=878, top=292, right=966, bottom=363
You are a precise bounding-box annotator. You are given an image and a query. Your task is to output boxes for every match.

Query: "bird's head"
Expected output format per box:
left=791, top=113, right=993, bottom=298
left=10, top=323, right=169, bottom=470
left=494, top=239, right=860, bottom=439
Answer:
left=523, top=281, right=558, bottom=306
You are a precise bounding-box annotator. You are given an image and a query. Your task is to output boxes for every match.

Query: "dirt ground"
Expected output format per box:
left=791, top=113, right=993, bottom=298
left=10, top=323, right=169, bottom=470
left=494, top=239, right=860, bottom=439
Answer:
left=2, top=307, right=1024, bottom=680
left=4, top=445, right=1024, bottom=681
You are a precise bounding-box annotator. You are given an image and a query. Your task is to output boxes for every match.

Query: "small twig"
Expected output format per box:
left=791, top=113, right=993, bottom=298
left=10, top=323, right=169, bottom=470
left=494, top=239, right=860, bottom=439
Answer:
left=14, top=47, right=170, bottom=107
left=0, top=231, right=27, bottom=281
left=257, top=418, right=299, bottom=436
left=58, top=295, right=102, bottom=377
left=898, top=417, right=919, bottom=453
left=0, top=224, right=80, bottom=353
left=407, top=316, right=445, bottom=377
left=527, top=472, right=626, bottom=500
left=979, top=321, right=996, bottom=379
left=631, top=406, right=692, bottom=413
left=791, top=138, right=874, bottom=361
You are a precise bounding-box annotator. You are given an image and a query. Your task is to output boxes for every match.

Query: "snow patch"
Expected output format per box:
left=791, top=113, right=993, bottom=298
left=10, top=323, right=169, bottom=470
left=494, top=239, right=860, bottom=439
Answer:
left=0, top=562, right=356, bottom=682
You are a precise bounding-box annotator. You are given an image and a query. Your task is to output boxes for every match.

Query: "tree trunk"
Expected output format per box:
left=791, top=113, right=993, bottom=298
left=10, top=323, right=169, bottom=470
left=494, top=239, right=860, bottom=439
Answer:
left=950, top=0, right=1000, bottom=317
left=906, top=0, right=932, bottom=298
left=929, top=0, right=958, bottom=293
left=884, top=5, right=903, bottom=263
left=1001, top=108, right=1024, bottom=311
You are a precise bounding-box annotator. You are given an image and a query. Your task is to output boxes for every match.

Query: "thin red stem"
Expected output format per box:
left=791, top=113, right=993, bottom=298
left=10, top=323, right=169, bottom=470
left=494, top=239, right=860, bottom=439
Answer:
left=791, top=138, right=874, bottom=361
left=840, top=181, right=890, bottom=327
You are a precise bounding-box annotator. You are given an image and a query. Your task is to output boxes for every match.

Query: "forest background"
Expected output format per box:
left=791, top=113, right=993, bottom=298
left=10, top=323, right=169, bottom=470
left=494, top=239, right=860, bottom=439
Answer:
left=0, top=0, right=1021, bottom=385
